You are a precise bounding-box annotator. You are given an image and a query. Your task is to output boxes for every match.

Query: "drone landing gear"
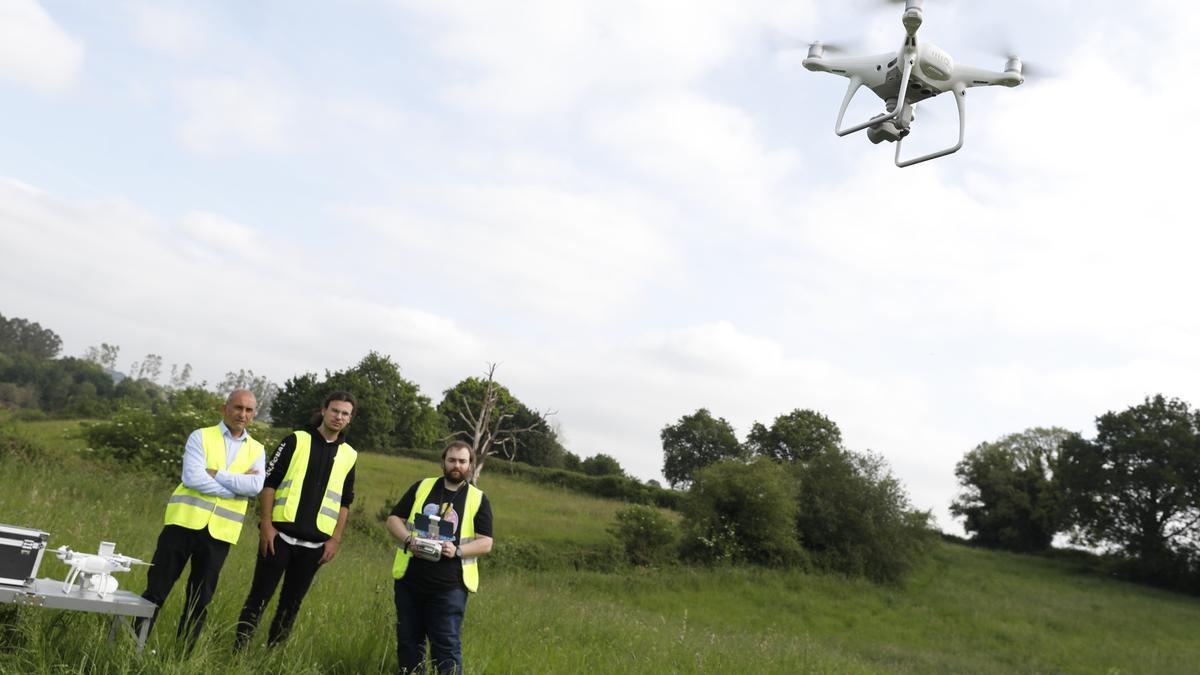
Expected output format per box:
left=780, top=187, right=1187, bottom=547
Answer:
left=895, top=83, right=966, bottom=168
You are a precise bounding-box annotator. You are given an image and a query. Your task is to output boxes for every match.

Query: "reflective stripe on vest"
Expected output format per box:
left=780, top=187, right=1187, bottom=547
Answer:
left=392, top=477, right=484, bottom=592
left=163, top=425, right=264, bottom=544
left=271, top=430, right=357, bottom=536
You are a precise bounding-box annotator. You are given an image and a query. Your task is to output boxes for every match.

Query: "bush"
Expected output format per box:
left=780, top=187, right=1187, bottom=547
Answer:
left=795, top=449, right=934, bottom=583
left=80, top=389, right=285, bottom=482
left=609, top=504, right=677, bottom=566
left=681, top=458, right=804, bottom=566
left=82, top=404, right=210, bottom=481
left=0, top=426, right=43, bottom=463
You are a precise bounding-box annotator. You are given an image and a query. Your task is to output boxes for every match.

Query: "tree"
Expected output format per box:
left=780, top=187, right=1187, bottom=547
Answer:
left=440, top=364, right=550, bottom=483
left=580, top=453, right=624, bottom=477
left=681, top=457, right=803, bottom=566
left=218, top=369, right=279, bottom=421
left=168, top=363, right=194, bottom=390
left=271, top=353, right=444, bottom=452
left=660, top=408, right=743, bottom=489
left=795, top=448, right=934, bottom=582
left=745, top=408, right=842, bottom=463
left=129, top=353, right=163, bottom=383
left=563, top=451, right=583, bottom=472
left=271, top=372, right=322, bottom=429
left=325, top=352, right=444, bottom=452
left=438, top=372, right=563, bottom=469
left=950, top=427, right=1070, bottom=552
left=83, top=343, right=121, bottom=372
left=0, top=313, right=62, bottom=359
left=1058, top=395, right=1200, bottom=581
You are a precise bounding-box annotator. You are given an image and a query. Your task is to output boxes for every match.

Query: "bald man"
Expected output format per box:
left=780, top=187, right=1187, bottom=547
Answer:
left=139, top=389, right=266, bottom=650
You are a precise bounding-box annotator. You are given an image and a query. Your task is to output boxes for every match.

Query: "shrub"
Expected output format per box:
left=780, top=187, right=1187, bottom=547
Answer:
left=795, top=449, right=934, bottom=583
left=80, top=389, right=284, bottom=482
left=681, top=458, right=804, bottom=566
left=0, top=426, right=43, bottom=463
left=609, top=504, right=677, bottom=566
left=82, top=404, right=210, bottom=481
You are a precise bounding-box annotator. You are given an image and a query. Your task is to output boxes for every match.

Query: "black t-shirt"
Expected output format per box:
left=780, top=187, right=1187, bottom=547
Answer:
left=391, top=479, right=493, bottom=591
left=264, top=426, right=356, bottom=543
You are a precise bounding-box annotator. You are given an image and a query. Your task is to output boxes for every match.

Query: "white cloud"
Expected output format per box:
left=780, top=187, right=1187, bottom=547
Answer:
left=126, top=0, right=211, bottom=58
left=0, top=179, right=475, bottom=398
left=345, top=183, right=676, bottom=321
left=175, top=75, right=298, bottom=154
left=0, top=0, right=84, bottom=93
left=590, top=91, right=799, bottom=230
left=180, top=211, right=266, bottom=261
left=389, top=0, right=814, bottom=115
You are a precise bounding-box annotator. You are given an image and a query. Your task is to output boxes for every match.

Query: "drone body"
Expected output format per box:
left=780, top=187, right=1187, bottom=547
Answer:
left=56, top=542, right=149, bottom=599
left=803, top=0, right=1023, bottom=167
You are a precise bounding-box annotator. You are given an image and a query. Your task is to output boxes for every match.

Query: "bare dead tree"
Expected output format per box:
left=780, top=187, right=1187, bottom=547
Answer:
left=448, top=363, right=553, bottom=484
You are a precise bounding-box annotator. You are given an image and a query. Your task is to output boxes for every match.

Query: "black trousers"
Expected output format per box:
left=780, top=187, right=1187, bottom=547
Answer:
left=234, top=534, right=325, bottom=649
left=140, top=524, right=232, bottom=649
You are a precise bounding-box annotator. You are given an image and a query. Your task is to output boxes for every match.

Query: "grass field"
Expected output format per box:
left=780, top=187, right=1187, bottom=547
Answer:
left=3, top=418, right=1200, bottom=673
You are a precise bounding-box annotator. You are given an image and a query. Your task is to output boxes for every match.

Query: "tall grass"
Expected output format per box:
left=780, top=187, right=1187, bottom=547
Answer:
left=2, top=419, right=1200, bottom=673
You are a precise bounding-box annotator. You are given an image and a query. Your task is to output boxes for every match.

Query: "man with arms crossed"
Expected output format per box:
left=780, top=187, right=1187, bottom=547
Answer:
left=140, top=389, right=265, bottom=649
left=233, top=390, right=357, bottom=649
left=387, top=440, right=494, bottom=674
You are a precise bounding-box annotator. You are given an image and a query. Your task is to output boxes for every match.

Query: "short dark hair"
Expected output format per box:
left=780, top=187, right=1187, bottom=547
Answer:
left=442, top=440, right=474, bottom=465
left=323, top=390, right=356, bottom=411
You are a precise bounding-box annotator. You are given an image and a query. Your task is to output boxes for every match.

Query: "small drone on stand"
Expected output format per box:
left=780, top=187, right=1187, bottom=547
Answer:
left=803, top=0, right=1024, bottom=167
left=56, top=542, right=150, bottom=599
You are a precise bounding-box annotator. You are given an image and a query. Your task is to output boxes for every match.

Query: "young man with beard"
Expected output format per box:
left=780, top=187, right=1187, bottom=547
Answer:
left=387, top=440, right=494, bottom=674
left=140, top=389, right=265, bottom=650
left=233, top=391, right=358, bottom=650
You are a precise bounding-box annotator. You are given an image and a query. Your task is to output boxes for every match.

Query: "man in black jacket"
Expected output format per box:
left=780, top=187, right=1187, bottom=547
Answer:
left=233, top=390, right=358, bottom=649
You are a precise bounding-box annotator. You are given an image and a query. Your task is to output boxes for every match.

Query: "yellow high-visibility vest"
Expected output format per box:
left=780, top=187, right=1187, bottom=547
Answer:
left=164, top=425, right=264, bottom=544
left=271, top=430, right=357, bottom=536
left=392, top=477, right=484, bottom=592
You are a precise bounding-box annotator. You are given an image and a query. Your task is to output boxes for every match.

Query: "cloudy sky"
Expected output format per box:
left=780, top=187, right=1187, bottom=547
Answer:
left=2, top=0, right=1197, bottom=531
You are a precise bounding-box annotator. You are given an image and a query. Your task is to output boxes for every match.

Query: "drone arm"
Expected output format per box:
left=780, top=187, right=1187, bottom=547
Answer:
left=895, top=82, right=967, bottom=168
left=835, top=53, right=915, bottom=137
left=952, top=63, right=1023, bottom=89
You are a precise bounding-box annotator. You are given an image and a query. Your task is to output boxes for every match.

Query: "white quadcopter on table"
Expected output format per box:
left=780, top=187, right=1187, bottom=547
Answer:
left=803, top=0, right=1024, bottom=167
left=56, top=542, right=150, bottom=600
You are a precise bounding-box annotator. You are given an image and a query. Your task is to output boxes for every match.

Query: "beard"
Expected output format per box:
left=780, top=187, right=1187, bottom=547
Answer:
left=443, top=466, right=466, bottom=483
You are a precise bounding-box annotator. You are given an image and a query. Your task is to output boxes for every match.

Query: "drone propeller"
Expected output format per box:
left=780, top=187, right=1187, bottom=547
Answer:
left=765, top=28, right=859, bottom=56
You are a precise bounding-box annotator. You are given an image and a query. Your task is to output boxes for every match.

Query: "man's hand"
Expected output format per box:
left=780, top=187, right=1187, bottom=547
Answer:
left=206, top=468, right=218, bottom=477
left=260, top=522, right=278, bottom=557
left=319, top=538, right=340, bottom=565
left=441, top=541, right=458, bottom=559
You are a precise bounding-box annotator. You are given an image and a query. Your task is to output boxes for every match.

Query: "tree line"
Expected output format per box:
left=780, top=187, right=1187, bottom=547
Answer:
left=636, top=407, right=935, bottom=582
left=0, top=311, right=636, bottom=486
left=952, top=395, right=1200, bottom=592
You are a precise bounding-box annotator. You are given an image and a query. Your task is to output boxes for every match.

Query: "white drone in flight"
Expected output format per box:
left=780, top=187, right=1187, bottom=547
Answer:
left=804, top=0, right=1024, bottom=167
left=56, top=542, right=150, bottom=599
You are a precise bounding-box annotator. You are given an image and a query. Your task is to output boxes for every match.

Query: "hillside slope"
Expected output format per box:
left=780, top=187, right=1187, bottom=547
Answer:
left=1, top=419, right=1198, bottom=673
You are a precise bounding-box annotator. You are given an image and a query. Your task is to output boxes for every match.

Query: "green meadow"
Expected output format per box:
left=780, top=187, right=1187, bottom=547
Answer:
left=2, top=418, right=1200, bottom=674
